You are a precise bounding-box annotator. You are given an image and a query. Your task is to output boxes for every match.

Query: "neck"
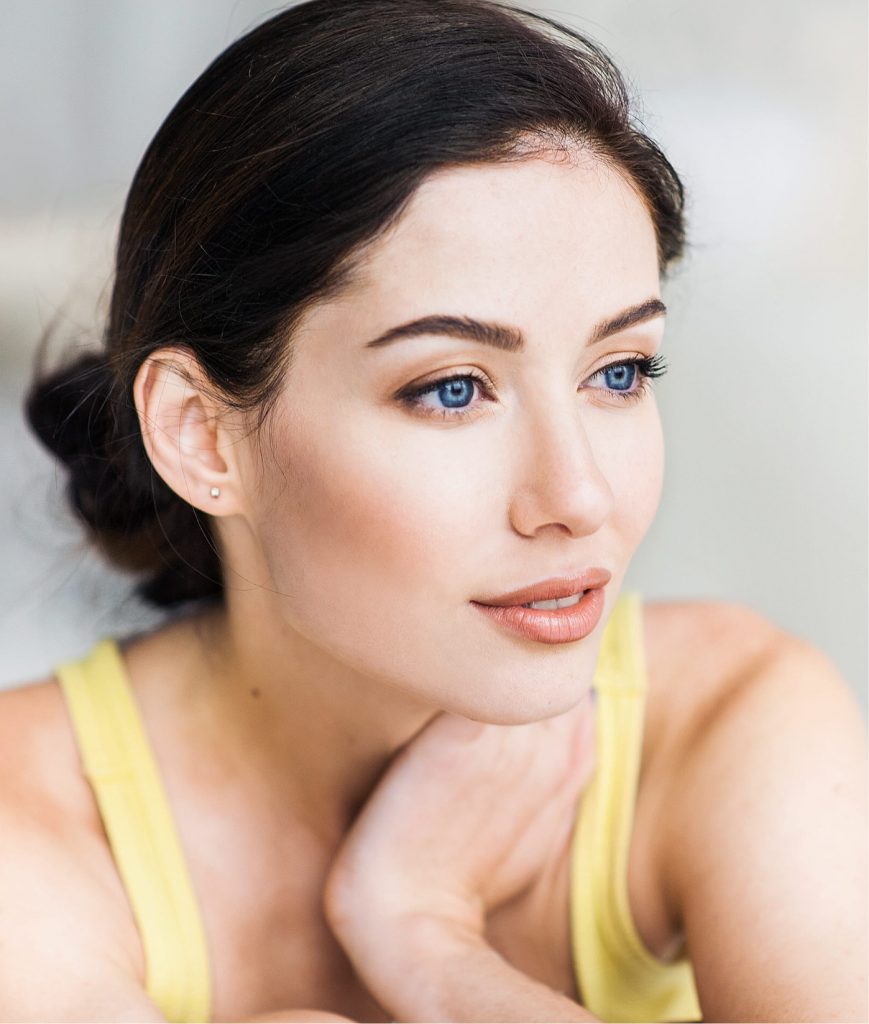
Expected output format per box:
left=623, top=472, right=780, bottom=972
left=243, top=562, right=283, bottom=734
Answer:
left=181, top=601, right=439, bottom=850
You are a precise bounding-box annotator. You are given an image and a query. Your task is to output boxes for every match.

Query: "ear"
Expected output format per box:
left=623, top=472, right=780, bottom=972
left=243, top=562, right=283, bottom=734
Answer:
left=133, top=347, right=244, bottom=517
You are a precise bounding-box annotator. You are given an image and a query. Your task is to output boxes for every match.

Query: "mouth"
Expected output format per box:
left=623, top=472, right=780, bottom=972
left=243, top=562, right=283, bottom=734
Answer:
left=471, top=568, right=611, bottom=609
left=520, top=591, right=586, bottom=610
left=470, top=583, right=607, bottom=645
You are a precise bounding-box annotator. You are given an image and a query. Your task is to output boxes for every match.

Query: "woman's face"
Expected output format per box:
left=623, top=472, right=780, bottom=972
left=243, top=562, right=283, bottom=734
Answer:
left=233, top=151, right=665, bottom=724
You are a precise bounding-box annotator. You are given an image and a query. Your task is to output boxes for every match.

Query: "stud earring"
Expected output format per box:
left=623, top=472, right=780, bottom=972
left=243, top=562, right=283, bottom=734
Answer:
left=210, top=486, right=221, bottom=498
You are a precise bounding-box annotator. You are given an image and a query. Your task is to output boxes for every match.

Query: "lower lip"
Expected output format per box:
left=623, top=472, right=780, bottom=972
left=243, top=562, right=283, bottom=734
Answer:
left=470, top=587, right=606, bottom=645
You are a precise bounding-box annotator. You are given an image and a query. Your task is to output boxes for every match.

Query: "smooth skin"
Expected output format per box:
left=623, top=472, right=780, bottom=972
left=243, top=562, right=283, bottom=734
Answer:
left=0, top=151, right=865, bottom=1022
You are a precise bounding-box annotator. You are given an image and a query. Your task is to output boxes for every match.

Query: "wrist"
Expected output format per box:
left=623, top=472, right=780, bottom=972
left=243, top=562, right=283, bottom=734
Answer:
left=324, top=867, right=485, bottom=968
left=329, top=908, right=485, bottom=1021
left=330, top=910, right=596, bottom=1023
left=373, top=914, right=490, bottom=1022
left=399, top=913, right=487, bottom=1015
left=382, top=916, right=595, bottom=1023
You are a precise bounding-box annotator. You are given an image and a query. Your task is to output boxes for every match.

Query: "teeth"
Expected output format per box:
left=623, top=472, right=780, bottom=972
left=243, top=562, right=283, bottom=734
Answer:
left=523, top=591, right=585, bottom=610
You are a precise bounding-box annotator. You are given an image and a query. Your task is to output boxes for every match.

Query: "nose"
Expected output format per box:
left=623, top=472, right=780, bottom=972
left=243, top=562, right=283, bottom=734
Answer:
left=508, top=403, right=614, bottom=539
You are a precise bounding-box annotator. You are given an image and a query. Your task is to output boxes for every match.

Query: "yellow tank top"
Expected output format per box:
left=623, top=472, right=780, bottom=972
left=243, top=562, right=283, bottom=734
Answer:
left=54, top=638, right=211, bottom=1023
left=54, top=591, right=700, bottom=1023
left=571, top=592, right=701, bottom=1022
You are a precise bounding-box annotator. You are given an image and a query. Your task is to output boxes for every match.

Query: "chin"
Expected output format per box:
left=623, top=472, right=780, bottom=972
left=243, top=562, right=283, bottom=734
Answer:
left=455, top=673, right=595, bottom=727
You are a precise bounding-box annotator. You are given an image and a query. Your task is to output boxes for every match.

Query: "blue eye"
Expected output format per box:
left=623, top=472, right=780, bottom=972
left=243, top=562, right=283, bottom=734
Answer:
left=595, top=362, right=637, bottom=391
left=585, top=354, right=668, bottom=402
left=433, top=377, right=477, bottom=408
left=398, top=370, right=493, bottom=420
left=398, top=354, right=668, bottom=420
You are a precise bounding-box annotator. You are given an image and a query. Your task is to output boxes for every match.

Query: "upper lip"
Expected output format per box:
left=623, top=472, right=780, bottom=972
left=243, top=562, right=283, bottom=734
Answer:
left=472, top=568, right=612, bottom=607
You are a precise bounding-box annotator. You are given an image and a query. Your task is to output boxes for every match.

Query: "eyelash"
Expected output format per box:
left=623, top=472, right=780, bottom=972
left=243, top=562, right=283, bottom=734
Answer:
left=398, top=354, right=669, bottom=421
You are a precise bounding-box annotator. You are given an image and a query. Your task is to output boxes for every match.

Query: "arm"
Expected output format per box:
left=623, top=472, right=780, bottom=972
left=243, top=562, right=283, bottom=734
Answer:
left=0, top=810, right=352, bottom=1024
left=660, top=626, right=868, bottom=1022
left=0, top=933, right=351, bottom=1023
left=323, top=704, right=600, bottom=1022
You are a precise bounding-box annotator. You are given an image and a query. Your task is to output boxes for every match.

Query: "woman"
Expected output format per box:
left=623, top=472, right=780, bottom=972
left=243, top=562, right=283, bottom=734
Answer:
left=3, top=0, right=865, bottom=1021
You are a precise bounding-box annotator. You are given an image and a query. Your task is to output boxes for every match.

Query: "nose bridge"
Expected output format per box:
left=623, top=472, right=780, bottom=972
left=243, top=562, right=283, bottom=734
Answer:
left=509, top=393, right=614, bottom=537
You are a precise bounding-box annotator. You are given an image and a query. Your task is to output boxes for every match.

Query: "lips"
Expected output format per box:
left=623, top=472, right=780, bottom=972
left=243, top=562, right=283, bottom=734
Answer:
left=472, top=568, right=612, bottom=608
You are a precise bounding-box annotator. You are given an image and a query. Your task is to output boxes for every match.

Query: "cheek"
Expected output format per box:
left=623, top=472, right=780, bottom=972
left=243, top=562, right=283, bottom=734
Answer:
left=255, top=397, right=664, bottom=602
left=252, top=411, right=475, bottom=609
left=592, top=401, right=665, bottom=546
left=245, top=410, right=500, bottom=706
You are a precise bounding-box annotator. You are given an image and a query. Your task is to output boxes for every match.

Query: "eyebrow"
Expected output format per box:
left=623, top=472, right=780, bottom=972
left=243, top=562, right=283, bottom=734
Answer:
left=363, top=298, right=667, bottom=353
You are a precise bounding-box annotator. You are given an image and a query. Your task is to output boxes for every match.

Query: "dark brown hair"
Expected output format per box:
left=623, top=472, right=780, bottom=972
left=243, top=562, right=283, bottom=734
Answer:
left=25, top=0, right=686, bottom=609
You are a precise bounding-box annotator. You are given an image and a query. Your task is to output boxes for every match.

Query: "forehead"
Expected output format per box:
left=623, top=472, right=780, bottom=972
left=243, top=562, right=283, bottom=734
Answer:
left=285, top=153, right=663, bottom=377
left=347, top=152, right=659, bottom=310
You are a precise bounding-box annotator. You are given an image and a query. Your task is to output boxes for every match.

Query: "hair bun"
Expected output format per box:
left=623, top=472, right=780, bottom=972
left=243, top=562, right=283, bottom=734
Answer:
left=26, top=350, right=127, bottom=526
left=25, top=349, right=222, bottom=606
left=26, top=350, right=113, bottom=455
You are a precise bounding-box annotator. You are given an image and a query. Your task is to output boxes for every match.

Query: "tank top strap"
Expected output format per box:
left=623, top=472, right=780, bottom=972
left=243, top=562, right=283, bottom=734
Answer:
left=593, top=589, right=647, bottom=697
left=570, top=591, right=702, bottom=1021
left=54, top=638, right=212, bottom=1024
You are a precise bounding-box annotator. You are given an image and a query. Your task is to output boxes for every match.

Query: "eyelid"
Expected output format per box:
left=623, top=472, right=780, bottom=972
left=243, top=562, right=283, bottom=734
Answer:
left=590, top=349, right=652, bottom=373
left=395, top=365, right=496, bottom=399
left=397, top=352, right=667, bottom=421
left=398, top=348, right=653, bottom=394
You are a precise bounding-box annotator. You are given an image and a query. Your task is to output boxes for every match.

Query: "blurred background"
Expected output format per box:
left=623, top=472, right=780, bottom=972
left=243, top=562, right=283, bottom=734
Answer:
left=0, top=0, right=866, bottom=709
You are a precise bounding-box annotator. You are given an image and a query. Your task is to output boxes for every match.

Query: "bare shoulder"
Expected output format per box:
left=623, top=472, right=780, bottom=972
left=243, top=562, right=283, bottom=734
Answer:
left=641, top=597, right=788, bottom=764
left=638, top=594, right=863, bottom=856
left=640, top=595, right=863, bottom=772
left=0, top=675, right=151, bottom=1018
left=641, top=592, right=866, bottom=807
left=639, top=599, right=867, bottom=1020
left=0, top=672, right=118, bottom=845
left=0, top=674, right=88, bottom=812
left=631, top=598, right=831, bottom=958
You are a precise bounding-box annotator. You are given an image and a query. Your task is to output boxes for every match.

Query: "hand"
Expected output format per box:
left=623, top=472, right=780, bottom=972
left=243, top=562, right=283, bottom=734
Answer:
left=323, top=693, right=596, bottom=995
